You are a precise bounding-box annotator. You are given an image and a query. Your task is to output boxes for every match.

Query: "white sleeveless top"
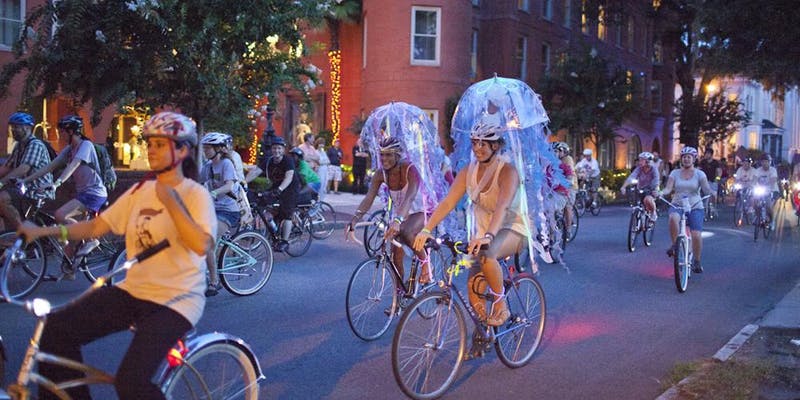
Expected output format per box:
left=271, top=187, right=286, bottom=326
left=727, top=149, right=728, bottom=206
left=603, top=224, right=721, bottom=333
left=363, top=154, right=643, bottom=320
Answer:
left=383, top=164, right=426, bottom=216
left=466, top=157, right=526, bottom=236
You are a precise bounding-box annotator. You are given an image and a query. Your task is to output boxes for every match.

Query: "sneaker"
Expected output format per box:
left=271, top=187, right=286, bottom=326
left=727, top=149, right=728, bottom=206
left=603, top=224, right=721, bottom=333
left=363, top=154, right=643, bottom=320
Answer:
left=275, top=240, right=289, bottom=253
left=205, top=282, right=222, bottom=297
left=691, top=260, right=703, bottom=274
left=75, top=238, right=101, bottom=257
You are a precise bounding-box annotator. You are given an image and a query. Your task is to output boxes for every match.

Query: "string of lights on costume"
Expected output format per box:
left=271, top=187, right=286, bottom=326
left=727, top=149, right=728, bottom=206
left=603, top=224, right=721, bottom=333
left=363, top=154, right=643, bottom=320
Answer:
left=359, top=102, right=456, bottom=233
left=450, top=75, right=569, bottom=272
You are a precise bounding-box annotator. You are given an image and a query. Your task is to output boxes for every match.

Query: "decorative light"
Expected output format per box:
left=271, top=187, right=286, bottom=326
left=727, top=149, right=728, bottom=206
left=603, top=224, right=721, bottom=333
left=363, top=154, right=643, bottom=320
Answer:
left=328, top=49, right=342, bottom=142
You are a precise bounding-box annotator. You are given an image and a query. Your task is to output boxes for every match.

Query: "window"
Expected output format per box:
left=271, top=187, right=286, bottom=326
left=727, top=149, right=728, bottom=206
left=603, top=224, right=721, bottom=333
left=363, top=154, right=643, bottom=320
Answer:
left=627, top=135, right=642, bottom=169
left=411, top=6, right=441, bottom=66
left=581, top=0, right=589, bottom=34
left=615, top=23, right=622, bottom=46
left=599, top=139, right=615, bottom=169
left=470, top=29, right=478, bottom=79
left=652, top=40, right=663, bottom=64
left=472, top=0, right=480, bottom=6
left=542, top=0, right=553, bottom=20
left=650, top=81, right=662, bottom=113
left=518, top=0, right=530, bottom=12
left=563, top=0, right=572, bottom=27
left=641, top=26, right=648, bottom=56
left=541, top=42, right=551, bottom=77
left=515, top=36, right=528, bottom=81
left=0, top=0, right=23, bottom=49
left=597, top=5, right=606, bottom=41
left=627, top=17, right=635, bottom=51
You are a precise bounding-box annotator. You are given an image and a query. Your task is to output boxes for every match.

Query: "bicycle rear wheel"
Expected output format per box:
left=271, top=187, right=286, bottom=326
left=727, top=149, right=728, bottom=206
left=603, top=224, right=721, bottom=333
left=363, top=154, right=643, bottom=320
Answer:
left=82, top=234, right=123, bottom=282
left=753, top=208, right=762, bottom=241
left=627, top=210, right=640, bottom=252
left=285, top=215, right=312, bottom=257
left=309, top=201, right=337, bottom=239
left=642, top=215, right=654, bottom=247
left=674, top=237, right=689, bottom=293
left=566, top=204, right=579, bottom=242
left=574, top=193, right=587, bottom=217
left=218, top=231, right=273, bottom=296
left=495, top=274, right=546, bottom=368
left=161, top=342, right=259, bottom=400
left=733, top=196, right=745, bottom=227
left=362, top=209, right=386, bottom=257
left=106, top=248, right=127, bottom=285
left=0, top=232, right=46, bottom=300
left=392, top=292, right=465, bottom=400
left=346, top=257, right=398, bottom=341
left=590, top=195, right=603, bottom=216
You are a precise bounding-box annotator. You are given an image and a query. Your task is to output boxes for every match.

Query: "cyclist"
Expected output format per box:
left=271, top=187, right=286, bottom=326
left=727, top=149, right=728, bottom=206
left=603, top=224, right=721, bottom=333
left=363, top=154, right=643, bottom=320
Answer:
left=575, top=148, right=601, bottom=207
left=0, top=112, right=54, bottom=231
left=413, top=118, right=525, bottom=327
left=620, top=152, right=660, bottom=222
left=288, top=147, right=321, bottom=202
left=659, top=146, right=715, bottom=273
left=551, top=142, right=576, bottom=229
left=346, top=137, right=432, bottom=284
left=18, top=111, right=216, bottom=400
left=752, top=153, right=779, bottom=225
left=200, top=132, right=241, bottom=296
left=21, top=115, right=108, bottom=279
left=734, top=156, right=756, bottom=192
left=699, top=147, right=722, bottom=197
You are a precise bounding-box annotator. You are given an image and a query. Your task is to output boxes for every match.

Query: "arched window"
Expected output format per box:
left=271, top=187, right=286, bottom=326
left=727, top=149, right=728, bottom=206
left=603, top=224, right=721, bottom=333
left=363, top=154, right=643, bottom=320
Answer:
left=598, top=138, right=615, bottom=170
left=627, top=135, right=641, bottom=169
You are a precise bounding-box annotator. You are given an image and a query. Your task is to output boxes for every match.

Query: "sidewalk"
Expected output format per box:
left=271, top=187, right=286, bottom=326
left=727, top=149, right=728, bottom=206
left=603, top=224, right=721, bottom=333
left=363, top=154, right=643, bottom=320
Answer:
left=657, top=282, right=800, bottom=399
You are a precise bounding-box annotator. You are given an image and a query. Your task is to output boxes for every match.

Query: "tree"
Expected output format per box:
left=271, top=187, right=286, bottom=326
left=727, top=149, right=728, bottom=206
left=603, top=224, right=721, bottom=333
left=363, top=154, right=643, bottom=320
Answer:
left=538, top=47, right=641, bottom=147
left=675, top=90, right=750, bottom=149
left=0, top=0, right=332, bottom=135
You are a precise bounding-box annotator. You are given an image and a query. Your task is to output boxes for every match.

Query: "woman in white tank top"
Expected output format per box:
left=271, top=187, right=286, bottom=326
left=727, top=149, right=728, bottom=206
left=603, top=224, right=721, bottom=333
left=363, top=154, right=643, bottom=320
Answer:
left=414, top=119, right=525, bottom=327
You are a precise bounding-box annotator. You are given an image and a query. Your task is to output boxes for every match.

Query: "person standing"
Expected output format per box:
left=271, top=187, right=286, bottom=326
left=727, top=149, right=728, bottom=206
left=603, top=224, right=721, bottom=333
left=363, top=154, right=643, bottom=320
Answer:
left=352, top=137, right=369, bottom=194
left=315, top=137, right=330, bottom=199
left=327, top=139, right=344, bottom=194
left=298, top=133, right=320, bottom=171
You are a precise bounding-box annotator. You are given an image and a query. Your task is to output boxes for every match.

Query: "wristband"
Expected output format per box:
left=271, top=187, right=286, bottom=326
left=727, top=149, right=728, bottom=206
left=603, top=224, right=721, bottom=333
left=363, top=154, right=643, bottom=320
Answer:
left=393, top=216, right=404, bottom=224
left=58, top=224, right=69, bottom=244
left=420, top=228, right=431, bottom=234
left=484, top=232, right=495, bottom=241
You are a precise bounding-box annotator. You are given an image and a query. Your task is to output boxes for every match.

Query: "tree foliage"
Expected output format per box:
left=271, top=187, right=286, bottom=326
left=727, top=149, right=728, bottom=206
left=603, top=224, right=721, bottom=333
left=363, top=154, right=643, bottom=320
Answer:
left=0, top=0, right=337, bottom=135
left=538, top=47, right=641, bottom=146
left=675, top=90, right=750, bottom=149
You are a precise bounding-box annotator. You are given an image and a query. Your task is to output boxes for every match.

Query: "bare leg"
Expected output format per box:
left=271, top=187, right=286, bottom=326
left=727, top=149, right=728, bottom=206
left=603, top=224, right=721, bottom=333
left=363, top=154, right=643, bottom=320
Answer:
left=0, top=191, right=22, bottom=231
left=54, top=199, right=87, bottom=258
left=480, top=229, right=524, bottom=326
left=207, top=221, right=229, bottom=287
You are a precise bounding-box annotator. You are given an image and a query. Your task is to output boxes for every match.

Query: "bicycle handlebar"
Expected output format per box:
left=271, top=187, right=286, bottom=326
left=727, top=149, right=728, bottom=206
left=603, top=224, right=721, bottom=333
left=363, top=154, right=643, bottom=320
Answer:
left=347, top=221, right=402, bottom=248
left=658, top=194, right=712, bottom=210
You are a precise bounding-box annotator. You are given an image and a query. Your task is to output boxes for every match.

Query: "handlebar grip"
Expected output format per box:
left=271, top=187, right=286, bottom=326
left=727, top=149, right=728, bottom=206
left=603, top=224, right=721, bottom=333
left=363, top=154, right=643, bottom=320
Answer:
left=131, top=240, right=170, bottom=263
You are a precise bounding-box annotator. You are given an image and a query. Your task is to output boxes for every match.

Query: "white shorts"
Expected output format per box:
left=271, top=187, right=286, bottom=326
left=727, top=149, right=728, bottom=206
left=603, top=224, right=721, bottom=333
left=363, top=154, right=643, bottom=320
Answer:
left=329, top=165, right=342, bottom=181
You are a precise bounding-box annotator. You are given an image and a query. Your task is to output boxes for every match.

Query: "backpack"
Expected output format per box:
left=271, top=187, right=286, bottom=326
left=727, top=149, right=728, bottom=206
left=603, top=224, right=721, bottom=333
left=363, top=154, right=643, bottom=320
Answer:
left=91, top=143, right=117, bottom=192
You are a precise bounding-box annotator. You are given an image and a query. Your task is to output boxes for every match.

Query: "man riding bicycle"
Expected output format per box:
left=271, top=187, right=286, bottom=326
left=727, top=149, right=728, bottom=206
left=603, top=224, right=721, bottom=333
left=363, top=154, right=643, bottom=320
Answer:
left=575, top=148, right=601, bottom=207
left=620, top=152, right=660, bottom=222
left=751, top=153, right=779, bottom=226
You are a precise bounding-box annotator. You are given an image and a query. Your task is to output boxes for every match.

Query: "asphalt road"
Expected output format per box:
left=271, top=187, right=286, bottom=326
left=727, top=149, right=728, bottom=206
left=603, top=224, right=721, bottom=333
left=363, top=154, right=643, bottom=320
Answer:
left=1, top=203, right=799, bottom=399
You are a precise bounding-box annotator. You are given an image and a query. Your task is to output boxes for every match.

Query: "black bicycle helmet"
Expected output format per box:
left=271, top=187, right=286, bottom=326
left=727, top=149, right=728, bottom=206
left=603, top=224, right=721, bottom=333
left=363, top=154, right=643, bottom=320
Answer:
left=289, top=147, right=304, bottom=159
left=58, top=115, right=84, bottom=134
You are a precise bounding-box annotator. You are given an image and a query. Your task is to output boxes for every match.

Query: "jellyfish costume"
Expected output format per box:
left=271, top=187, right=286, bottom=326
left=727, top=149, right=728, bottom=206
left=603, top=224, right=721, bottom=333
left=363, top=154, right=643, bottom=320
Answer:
left=450, top=76, right=569, bottom=272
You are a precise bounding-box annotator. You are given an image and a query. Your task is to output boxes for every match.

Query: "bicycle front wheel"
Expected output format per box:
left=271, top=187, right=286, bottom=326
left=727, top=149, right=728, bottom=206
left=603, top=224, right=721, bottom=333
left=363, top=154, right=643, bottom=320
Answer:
left=285, top=216, right=312, bottom=257
left=218, top=231, right=273, bottom=296
left=161, top=342, right=259, bottom=400
left=392, top=292, right=466, bottom=400
left=574, top=194, right=587, bottom=217
left=495, top=274, right=546, bottom=368
left=0, top=232, right=46, bottom=300
left=674, top=237, right=689, bottom=293
left=733, top=196, right=745, bottom=227
left=346, top=258, right=398, bottom=341
left=590, top=196, right=603, bottom=216
left=627, top=210, right=640, bottom=253
left=642, top=215, right=654, bottom=247
left=82, top=234, right=124, bottom=282
left=309, top=201, right=337, bottom=240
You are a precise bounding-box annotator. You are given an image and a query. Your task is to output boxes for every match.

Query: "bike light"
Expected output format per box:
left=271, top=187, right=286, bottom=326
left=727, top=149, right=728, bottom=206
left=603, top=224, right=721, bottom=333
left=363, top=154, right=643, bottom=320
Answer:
left=794, top=182, right=800, bottom=191
left=630, top=179, right=638, bottom=185
left=733, top=183, right=742, bottom=190
left=167, top=340, right=187, bottom=367
left=28, top=298, right=51, bottom=317
left=753, top=186, right=767, bottom=196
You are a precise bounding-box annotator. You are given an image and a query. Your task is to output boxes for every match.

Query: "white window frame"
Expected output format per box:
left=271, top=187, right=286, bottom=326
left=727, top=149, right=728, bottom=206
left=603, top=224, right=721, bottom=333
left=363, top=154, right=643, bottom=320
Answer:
left=470, top=29, right=478, bottom=79
left=518, top=0, right=530, bottom=12
left=541, top=42, right=551, bottom=77
left=650, top=80, right=663, bottom=113
left=542, top=0, right=553, bottom=20
left=410, top=6, right=441, bottom=66
left=0, top=0, right=25, bottom=51
left=563, top=0, right=571, bottom=27
left=515, top=36, right=528, bottom=81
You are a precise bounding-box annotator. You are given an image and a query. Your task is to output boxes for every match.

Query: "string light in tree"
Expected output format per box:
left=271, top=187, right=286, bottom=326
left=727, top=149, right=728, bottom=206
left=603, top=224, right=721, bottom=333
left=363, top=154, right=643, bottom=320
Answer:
left=328, top=49, right=342, bottom=142
left=247, top=93, right=270, bottom=164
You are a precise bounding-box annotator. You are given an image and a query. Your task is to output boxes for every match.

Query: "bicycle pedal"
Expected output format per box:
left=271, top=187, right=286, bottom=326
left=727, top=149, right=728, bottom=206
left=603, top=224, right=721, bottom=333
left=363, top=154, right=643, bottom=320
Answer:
left=43, top=274, right=60, bottom=282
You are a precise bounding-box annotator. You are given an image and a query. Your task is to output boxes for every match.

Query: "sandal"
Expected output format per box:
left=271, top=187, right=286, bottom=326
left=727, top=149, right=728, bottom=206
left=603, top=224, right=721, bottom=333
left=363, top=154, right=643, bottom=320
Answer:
left=205, top=282, right=222, bottom=297
left=486, top=305, right=510, bottom=327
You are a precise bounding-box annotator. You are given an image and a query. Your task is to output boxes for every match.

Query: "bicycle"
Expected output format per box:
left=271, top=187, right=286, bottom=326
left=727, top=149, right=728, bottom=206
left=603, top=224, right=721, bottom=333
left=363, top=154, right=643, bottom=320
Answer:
left=108, top=229, right=273, bottom=296
left=248, top=190, right=313, bottom=257
left=391, top=235, right=546, bottom=400
left=732, top=184, right=752, bottom=227
left=751, top=185, right=772, bottom=242
left=0, top=185, right=122, bottom=300
left=625, top=188, right=655, bottom=253
left=0, top=238, right=264, bottom=399
left=659, top=195, right=710, bottom=293
left=574, top=180, right=603, bottom=216
left=345, top=221, right=446, bottom=341
left=564, top=202, right=580, bottom=243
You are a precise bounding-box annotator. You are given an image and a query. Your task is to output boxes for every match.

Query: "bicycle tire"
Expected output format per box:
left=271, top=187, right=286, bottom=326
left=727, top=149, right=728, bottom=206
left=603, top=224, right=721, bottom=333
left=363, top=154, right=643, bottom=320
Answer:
left=674, top=237, right=689, bottom=293
left=566, top=204, right=579, bottom=242
left=763, top=213, right=772, bottom=239
left=82, top=235, right=123, bottom=282
left=392, top=292, right=466, bottom=400
left=494, top=273, right=546, bottom=368
left=345, top=257, right=398, bottom=341
left=753, top=206, right=761, bottom=242
left=627, top=210, right=640, bottom=253
left=574, top=194, right=587, bottom=217
left=733, top=197, right=744, bottom=227
left=218, top=231, right=273, bottom=296
left=642, top=215, right=654, bottom=247
left=0, top=232, right=46, bottom=300
left=285, top=214, right=312, bottom=257
left=362, top=209, right=386, bottom=257
left=106, top=248, right=128, bottom=285
left=309, top=201, right=337, bottom=240
left=590, top=195, right=603, bottom=216
left=160, top=342, right=259, bottom=400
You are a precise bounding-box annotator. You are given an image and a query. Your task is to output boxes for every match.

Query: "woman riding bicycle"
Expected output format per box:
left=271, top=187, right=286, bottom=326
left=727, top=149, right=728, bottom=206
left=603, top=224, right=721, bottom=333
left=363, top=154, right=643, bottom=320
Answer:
left=659, top=146, right=715, bottom=274
left=200, top=132, right=241, bottom=297
left=552, top=141, right=576, bottom=231
left=620, top=151, right=660, bottom=222
left=413, top=116, right=525, bottom=327
left=18, top=111, right=216, bottom=400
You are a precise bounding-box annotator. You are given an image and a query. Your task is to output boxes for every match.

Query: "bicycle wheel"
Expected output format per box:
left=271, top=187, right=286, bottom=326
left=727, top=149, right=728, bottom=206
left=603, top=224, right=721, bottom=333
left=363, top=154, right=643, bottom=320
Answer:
left=566, top=204, right=579, bottom=242
left=0, top=232, right=46, bottom=300
left=392, top=292, right=466, bottom=400
left=309, top=201, right=337, bottom=240
left=285, top=215, right=312, bottom=257
left=106, top=248, right=128, bottom=285
left=642, top=215, right=654, bottom=247
left=590, top=195, right=603, bottom=216
left=362, top=209, right=386, bottom=257
left=161, top=342, right=259, bottom=400
left=495, top=274, right=546, bottom=368
left=733, top=197, right=744, bottom=227
left=345, top=257, right=398, bottom=341
left=753, top=208, right=761, bottom=242
left=82, top=234, right=123, bottom=282
left=674, top=237, right=689, bottom=293
left=627, top=210, right=640, bottom=253
left=574, top=194, right=587, bottom=217
left=218, top=231, right=273, bottom=296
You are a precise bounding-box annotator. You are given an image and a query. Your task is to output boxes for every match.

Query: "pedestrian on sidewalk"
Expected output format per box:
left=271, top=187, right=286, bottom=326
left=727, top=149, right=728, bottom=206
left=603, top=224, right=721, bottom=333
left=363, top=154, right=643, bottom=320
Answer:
left=352, top=137, right=369, bottom=194
left=327, top=139, right=343, bottom=194
left=316, top=137, right=330, bottom=199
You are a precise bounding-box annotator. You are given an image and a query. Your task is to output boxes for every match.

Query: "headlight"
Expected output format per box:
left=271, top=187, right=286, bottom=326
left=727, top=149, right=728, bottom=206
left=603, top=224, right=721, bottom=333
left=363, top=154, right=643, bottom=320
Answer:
left=793, top=182, right=800, bottom=191
left=733, top=183, right=742, bottom=190
left=630, top=179, right=638, bottom=185
left=753, top=186, right=767, bottom=196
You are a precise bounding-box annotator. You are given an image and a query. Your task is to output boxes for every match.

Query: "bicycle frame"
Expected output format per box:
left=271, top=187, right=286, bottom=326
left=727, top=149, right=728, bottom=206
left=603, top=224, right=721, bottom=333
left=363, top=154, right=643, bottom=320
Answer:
left=351, top=221, right=422, bottom=297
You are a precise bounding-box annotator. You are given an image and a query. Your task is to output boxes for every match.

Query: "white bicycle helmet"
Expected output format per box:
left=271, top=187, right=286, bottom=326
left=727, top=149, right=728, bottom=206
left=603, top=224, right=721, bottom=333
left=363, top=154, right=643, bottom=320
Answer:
left=470, top=113, right=503, bottom=141
left=680, top=146, right=698, bottom=157
left=378, top=137, right=403, bottom=154
left=142, top=112, right=197, bottom=147
left=583, top=148, right=593, bottom=156
left=638, top=151, right=654, bottom=161
left=201, top=132, right=231, bottom=146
